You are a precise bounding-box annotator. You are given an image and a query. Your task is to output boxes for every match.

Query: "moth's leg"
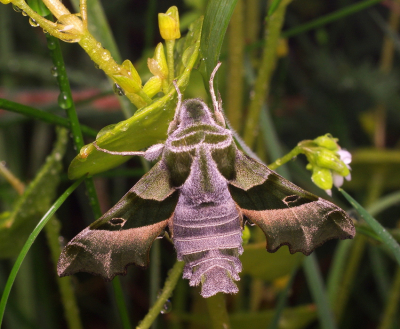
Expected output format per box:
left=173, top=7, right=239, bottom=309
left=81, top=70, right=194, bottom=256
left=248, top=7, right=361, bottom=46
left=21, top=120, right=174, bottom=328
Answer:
left=209, top=62, right=225, bottom=126
left=79, top=0, right=88, bottom=29
left=93, top=141, right=164, bottom=161
left=168, top=81, right=183, bottom=134
left=93, top=141, right=145, bottom=157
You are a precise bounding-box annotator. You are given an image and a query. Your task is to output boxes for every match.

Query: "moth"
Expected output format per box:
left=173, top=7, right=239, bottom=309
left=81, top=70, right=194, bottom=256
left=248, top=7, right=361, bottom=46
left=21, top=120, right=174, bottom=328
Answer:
left=58, top=63, right=355, bottom=298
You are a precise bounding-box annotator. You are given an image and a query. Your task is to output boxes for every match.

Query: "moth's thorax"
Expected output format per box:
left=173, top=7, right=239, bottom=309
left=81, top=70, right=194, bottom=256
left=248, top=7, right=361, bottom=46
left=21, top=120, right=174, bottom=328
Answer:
left=178, top=99, right=215, bottom=128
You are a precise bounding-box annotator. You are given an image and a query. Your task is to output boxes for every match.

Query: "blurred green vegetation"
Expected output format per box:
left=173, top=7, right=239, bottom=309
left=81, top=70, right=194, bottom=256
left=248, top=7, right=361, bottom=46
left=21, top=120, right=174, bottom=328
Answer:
left=1, top=0, right=400, bottom=329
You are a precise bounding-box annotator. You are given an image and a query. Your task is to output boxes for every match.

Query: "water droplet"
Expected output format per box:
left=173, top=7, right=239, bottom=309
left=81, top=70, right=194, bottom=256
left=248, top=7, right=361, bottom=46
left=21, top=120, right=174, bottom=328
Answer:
left=94, top=62, right=100, bottom=69
left=21, top=11, right=28, bottom=16
left=12, top=5, right=22, bottom=12
left=160, top=300, right=172, bottom=314
left=58, top=91, right=72, bottom=109
left=96, top=123, right=116, bottom=139
left=50, top=66, right=58, bottom=77
left=113, top=83, right=125, bottom=96
left=29, top=17, right=39, bottom=27
left=101, top=49, right=111, bottom=61
left=47, top=40, right=56, bottom=50
left=120, top=123, right=129, bottom=132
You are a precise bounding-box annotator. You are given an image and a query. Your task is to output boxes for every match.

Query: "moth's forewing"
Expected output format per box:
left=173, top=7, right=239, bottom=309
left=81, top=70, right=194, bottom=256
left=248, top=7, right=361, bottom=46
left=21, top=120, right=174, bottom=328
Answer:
left=57, top=160, right=178, bottom=280
left=229, top=151, right=355, bottom=255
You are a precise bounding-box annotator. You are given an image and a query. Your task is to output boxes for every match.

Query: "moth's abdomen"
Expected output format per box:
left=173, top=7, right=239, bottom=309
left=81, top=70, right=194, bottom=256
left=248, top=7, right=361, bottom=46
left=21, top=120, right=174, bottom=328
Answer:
left=173, top=199, right=243, bottom=298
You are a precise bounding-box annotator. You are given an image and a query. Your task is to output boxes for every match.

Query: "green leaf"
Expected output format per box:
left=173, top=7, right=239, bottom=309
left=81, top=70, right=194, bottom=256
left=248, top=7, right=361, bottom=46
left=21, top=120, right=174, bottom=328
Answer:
left=200, top=0, right=238, bottom=82
left=0, top=128, right=68, bottom=258
left=240, top=243, right=304, bottom=281
left=68, top=17, right=203, bottom=180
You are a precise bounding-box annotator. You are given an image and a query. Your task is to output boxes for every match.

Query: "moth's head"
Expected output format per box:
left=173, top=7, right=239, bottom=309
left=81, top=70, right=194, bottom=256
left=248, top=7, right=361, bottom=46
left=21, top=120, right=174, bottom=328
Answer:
left=178, top=99, right=214, bottom=127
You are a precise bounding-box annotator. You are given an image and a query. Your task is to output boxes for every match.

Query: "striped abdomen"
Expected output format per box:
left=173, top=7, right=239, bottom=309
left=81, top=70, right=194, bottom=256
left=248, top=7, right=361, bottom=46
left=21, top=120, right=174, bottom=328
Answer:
left=171, top=144, right=243, bottom=298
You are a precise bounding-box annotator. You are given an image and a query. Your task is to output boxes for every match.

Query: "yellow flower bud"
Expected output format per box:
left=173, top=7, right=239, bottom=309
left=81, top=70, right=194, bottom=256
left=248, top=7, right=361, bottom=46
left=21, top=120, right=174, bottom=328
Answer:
left=315, top=149, right=348, bottom=175
left=122, top=59, right=142, bottom=87
left=311, top=167, right=333, bottom=191
left=112, top=74, right=141, bottom=94
left=143, top=76, right=162, bottom=98
left=147, top=43, right=168, bottom=79
left=313, top=134, right=339, bottom=151
left=158, top=6, right=181, bottom=40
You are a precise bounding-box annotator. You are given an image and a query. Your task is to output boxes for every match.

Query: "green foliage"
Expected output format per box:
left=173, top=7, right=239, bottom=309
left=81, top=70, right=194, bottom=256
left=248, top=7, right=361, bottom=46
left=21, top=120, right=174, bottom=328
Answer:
left=1, top=0, right=400, bottom=329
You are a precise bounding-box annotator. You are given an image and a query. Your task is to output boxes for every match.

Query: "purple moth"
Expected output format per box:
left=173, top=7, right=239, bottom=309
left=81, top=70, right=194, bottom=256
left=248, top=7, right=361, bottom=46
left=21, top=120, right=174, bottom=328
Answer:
left=57, top=63, right=355, bottom=298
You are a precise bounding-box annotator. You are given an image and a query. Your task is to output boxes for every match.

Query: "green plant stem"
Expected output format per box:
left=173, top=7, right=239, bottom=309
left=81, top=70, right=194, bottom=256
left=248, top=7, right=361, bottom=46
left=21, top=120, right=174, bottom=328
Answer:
left=268, top=145, right=301, bottom=170
left=226, top=0, right=244, bottom=131
left=332, top=235, right=366, bottom=321
left=150, top=239, right=161, bottom=329
left=303, top=254, right=337, bottom=329
left=166, top=39, right=175, bottom=84
left=44, top=216, right=83, bottom=329
left=45, top=32, right=102, bottom=219
left=0, top=176, right=85, bottom=327
left=282, top=0, right=383, bottom=38
left=137, top=261, right=184, bottom=329
left=0, top=160, right=25, bottom=195
left=206, top=293, right=231, bottom=329
left=242, top=0, right=291, bottom=148
left=0, top=98, right=97, bottom=138
left=112, top=278, right=133, bottom=329
left=70, top=0, right=135, bottom=117
left=46, top=26, right=133, bottom=327
left=378, top=267, right=400, bottom=329
left=268, top=267, right=298, bottom=329
left=327, top=239, right=353, bottom=305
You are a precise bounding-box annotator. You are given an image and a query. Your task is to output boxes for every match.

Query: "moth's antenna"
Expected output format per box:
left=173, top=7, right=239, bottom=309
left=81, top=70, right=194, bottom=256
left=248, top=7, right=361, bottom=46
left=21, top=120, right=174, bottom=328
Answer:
left=172, top=80, right=183, bottom=121
left=210, top=62, right=222, bottom=115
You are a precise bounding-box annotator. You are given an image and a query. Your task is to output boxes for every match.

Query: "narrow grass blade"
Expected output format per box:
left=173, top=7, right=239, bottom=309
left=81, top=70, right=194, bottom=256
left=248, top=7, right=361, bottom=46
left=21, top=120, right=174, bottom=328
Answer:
left=0, top=177, right=85, bottom=327
left=303, top=254, right=337, bottom=329
left=339, top=188, right=400, bottom=266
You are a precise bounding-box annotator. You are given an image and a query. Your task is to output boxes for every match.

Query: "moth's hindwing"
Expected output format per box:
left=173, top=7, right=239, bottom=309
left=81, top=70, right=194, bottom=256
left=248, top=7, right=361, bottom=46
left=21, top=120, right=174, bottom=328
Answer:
left=229, top=151, right=355, bottom=255
left=57, top=160, right=178, bottom=280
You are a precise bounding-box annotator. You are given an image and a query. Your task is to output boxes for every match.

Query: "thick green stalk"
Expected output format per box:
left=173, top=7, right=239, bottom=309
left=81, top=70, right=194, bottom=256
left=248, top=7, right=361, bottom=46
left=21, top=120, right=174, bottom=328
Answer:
left=243, top=0, right=292, bottom=147
left=226, top=0, right=244, bottom=131
left=45, top=33, right=102, bottom=219
left=137, top=261, right=184, bottom=329
left=206, top=293, right=231, bottom=329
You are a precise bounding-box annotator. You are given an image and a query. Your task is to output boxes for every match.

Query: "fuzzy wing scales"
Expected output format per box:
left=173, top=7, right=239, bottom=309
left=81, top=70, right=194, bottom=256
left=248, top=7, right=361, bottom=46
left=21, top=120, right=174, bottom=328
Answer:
left=57, top=161, right=178, bottom=280
left=229, top=151, right=355, bottom=255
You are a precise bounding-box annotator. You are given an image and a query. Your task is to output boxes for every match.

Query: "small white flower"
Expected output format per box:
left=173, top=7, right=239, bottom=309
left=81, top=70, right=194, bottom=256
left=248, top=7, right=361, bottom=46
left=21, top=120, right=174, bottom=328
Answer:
left=332, top=149, right=352, bottom=188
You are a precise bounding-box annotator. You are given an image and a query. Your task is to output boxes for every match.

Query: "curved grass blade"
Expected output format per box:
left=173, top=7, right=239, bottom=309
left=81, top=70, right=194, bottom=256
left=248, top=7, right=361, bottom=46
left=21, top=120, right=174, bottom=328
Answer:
left=0, top=176, right=85, bottom=327
left=68, top=17, right=203, bottom=179
left=339, top=188, right=400, bottom=266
